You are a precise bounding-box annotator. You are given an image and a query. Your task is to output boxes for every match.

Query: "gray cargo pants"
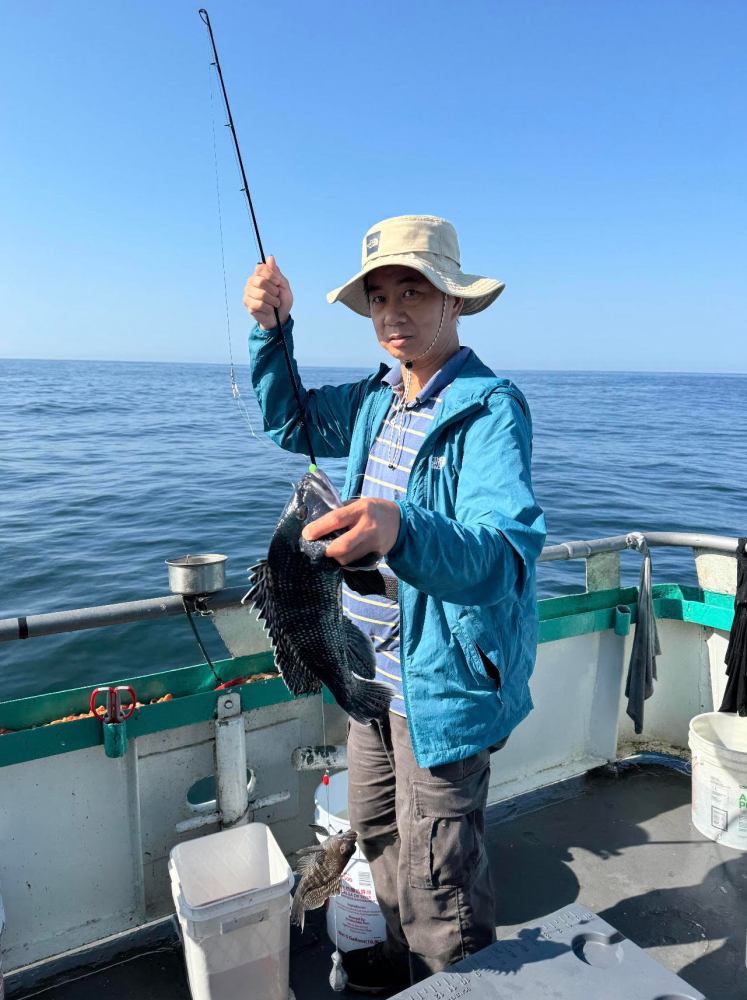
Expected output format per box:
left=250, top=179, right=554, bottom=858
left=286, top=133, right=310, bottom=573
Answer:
left=347, top=714, right=496, bottom=983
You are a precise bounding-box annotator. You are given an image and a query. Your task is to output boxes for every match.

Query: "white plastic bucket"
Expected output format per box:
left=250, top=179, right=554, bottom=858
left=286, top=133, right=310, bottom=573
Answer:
left=314, top=771, right=387, bottom=952
left=689, top=712, right=747, bottom=851
left=169, top=823, right=294, bottom=1000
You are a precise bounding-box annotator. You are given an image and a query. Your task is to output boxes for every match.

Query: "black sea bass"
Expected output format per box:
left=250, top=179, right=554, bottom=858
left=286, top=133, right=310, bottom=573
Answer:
left=243, top=469, right=394, bottom=723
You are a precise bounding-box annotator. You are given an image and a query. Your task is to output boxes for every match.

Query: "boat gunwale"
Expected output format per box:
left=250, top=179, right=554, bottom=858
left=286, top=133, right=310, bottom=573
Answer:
left=0, top=583, right=734, bottom=768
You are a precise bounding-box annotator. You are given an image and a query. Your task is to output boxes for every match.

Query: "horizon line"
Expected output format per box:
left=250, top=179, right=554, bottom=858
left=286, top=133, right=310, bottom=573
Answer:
left=2, top=356, right=746, bottom=378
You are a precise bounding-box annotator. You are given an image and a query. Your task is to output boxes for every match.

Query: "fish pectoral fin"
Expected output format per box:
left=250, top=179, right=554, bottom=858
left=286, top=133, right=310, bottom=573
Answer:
left=344, top=618, right=377, bottom=680
left=342, top=567, right=399, bottom=600
left=299, top=876, right=344, bottom=914
left=296, top=852, right=323, bottom=875
left=245, top=560, right=322, bottom=696
left=342, top=567, right=385, bottom=596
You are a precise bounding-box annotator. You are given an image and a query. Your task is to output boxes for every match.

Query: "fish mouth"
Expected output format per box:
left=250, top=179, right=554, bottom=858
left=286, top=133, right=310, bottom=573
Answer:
left=300, top=467, right=343, bottom=513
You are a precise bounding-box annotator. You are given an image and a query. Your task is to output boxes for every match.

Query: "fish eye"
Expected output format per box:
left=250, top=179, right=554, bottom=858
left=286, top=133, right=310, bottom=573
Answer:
left=295, top=504, right=308, bottom=521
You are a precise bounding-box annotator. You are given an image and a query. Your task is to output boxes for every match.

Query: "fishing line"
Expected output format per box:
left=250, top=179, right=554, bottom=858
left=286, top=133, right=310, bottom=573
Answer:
left=203, top=34, right=312, bottom=493
left=318, top=694, right=343, bottom=963
left=206, top=61, right=261, bottom=441
left=198, top=8, right=317, bottom=471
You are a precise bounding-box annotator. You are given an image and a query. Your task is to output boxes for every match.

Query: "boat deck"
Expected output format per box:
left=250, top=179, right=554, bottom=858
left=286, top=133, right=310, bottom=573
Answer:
left=9, top=761, right=745, bottom=1000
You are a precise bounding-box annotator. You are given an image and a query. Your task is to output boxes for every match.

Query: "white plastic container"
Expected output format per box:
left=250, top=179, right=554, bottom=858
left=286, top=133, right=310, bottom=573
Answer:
left=314, top=771, right=386, bottom=952
left=690, top=711, right=747, bottom=851
left=169, top=823, right=294, bottom=1000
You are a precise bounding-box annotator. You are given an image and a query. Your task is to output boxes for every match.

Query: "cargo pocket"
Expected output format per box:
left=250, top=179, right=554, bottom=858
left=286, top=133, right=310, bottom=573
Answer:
left=408, top=765, right=489, bottom=890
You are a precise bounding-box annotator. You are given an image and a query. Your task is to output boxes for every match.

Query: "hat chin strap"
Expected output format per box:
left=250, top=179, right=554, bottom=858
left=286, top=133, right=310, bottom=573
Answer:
left=404, top=294, right=448, bottom=370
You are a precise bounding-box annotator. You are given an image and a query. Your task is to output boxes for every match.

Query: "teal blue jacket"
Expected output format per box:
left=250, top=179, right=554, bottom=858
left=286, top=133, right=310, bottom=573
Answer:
left=249, top=319, right=547, bottom=767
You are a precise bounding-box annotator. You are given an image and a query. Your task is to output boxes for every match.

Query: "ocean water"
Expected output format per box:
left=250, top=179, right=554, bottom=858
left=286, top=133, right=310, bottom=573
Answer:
left=1, top=358, right=744, bottom=702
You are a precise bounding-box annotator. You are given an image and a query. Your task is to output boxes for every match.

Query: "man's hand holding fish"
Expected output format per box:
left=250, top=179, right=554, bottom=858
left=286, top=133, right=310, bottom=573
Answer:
left=301, top=496, right=400, bottom=565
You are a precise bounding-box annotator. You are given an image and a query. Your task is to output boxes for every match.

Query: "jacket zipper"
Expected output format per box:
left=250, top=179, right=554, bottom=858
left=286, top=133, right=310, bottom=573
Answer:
left=398, top=399, right=484, bottom=738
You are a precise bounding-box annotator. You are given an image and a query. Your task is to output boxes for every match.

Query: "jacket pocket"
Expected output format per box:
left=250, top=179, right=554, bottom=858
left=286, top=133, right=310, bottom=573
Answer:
left=408, top=765, right=489, bottom=890
left=453, top=622, right=503, bottom=694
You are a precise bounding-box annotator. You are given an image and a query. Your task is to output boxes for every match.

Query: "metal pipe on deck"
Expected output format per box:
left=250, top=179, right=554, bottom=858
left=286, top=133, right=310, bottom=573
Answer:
left=214, top=693, right=250, bottom=829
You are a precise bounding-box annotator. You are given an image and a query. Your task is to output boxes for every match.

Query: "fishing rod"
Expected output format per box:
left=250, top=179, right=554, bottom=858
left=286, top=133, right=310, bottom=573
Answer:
left=198, top=7, right=317, bottom=470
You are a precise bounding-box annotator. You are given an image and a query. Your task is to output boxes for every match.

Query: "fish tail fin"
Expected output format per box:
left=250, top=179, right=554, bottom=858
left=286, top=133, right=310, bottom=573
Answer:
left=290, top=888, right=306, bottom=932
left=346, top=676, right=395, bottom=725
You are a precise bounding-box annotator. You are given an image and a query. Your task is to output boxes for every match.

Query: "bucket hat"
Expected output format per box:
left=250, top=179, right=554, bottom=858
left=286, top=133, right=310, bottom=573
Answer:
left=326, top=215, right=505, bottom=317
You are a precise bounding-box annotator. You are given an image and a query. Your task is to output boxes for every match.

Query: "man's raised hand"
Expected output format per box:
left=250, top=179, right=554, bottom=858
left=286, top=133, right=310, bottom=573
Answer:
left=243, top=255, right=294, bottom=331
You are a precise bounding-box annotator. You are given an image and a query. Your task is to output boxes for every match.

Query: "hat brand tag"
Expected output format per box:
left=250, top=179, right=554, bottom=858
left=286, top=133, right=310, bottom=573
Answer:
left=431, top=455, right=446, bottom=470
left=366, top=231, right=381, bottom=257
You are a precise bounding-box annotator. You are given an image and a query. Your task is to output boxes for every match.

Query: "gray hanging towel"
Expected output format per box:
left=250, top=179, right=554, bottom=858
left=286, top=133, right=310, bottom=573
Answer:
left=625, top=533, right=662, bottom=734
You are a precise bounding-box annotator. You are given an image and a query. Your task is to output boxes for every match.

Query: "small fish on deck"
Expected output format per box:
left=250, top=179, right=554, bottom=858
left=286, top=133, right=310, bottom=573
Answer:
left=291, top=826, right=358, bottom=932
left=243, top=468, right=394, bottom=724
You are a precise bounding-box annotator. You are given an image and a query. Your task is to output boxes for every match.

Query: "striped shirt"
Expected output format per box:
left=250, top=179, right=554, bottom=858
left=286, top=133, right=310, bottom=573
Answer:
left=342, top=348, right=471, bottom=717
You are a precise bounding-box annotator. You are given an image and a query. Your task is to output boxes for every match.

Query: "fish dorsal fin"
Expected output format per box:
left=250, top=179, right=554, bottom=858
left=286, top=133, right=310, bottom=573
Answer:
left=245, top=560, right=322, bottom=696
left=297, top=843, right=325, bottom=857
left=344, top=618, right=376, bottom=680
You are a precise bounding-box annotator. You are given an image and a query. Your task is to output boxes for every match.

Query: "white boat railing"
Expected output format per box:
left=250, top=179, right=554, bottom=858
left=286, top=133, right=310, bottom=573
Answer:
left=0, top=531, right=739, bottom=644
left=541, top=530, right=738, bottom=561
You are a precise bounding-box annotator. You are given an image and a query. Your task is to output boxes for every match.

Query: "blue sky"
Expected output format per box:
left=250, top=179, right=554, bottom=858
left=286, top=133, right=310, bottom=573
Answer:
left=1, top=1, right=745, bottom=372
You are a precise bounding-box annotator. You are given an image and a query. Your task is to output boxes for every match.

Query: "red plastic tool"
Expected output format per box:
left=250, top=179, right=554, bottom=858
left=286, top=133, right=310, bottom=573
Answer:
left=89, top=686, right=137, bottom=723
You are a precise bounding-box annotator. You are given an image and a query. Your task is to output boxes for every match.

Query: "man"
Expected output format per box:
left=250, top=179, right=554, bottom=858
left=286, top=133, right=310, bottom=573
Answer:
left=243, top=215, right=546, bottom=991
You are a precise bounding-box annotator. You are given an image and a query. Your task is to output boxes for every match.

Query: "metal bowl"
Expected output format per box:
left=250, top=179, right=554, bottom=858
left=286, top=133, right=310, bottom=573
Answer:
left=165, top=554, right=228, bottom=595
